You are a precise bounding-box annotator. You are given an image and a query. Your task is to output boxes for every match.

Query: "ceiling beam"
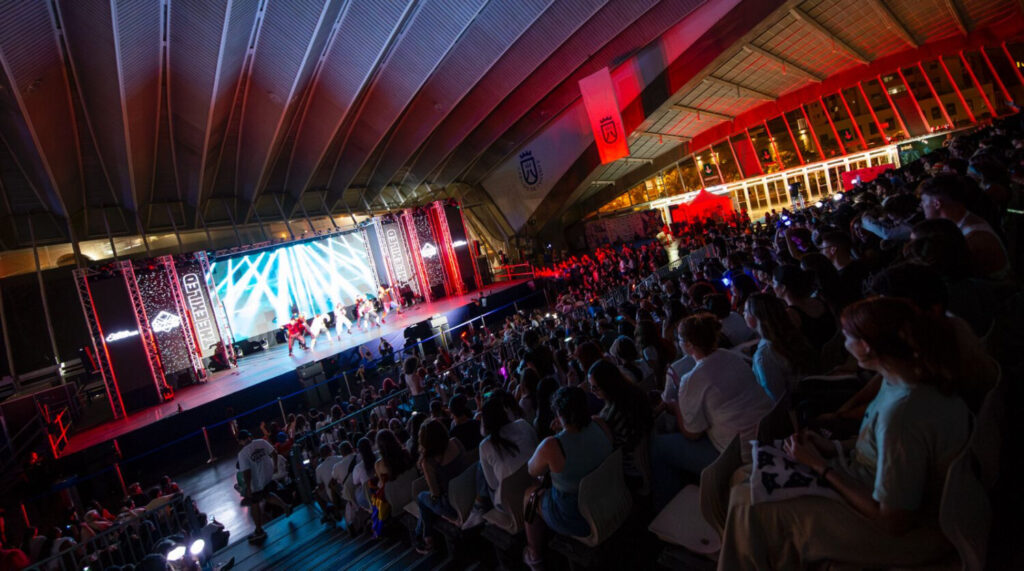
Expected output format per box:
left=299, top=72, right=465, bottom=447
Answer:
left=864, top=0, right=918, bottom=48
left=590, top=180, right=617, bottom=185
left=789, top=7, right=870, bottom=65
left=670, top=104, right=734, bottom=121
left=741, top=44, right=823, bottom=82
left=944, top=0, right=970, bottom=36
left=701, top=76, right=775, bottom=101
left=616, top=157, right=654, bottom=165
left=633, top=131, right=691, bottom=142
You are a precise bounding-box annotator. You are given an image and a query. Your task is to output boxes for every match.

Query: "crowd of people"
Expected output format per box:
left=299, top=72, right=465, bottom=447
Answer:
left=230, top=114, right=1021, bottom=569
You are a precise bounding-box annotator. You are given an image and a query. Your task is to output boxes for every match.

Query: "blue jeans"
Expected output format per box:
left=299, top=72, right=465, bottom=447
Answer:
left=651, top=433, right=720, bottom=512
left=415, top=491, right=455, bottom=538
left=411, top=393, right=429, bottom=413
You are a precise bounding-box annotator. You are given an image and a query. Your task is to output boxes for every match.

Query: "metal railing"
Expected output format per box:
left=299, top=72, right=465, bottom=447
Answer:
left=26, top=493, right=203, bottom=571
left=12, top=287, right=548, bottom=538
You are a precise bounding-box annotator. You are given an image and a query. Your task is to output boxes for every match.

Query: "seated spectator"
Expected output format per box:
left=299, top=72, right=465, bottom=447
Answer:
left=609, top=335, right=655, bottom=392
left=718, top=297, right=972, bottom=570
left=517, top=368, right=541, bottom=424
left=374, top=429, right=413, bottom=484
left=705, top=293, right=755, bottom=347
left=470, top=392, right=538, bottom=525
left=651, top=313, right=772, bottom=510
left=919, top=174, right=1010, bottom=278
left=159, top=475, right=181, bottom=496
left=773, top=265, right=837, bottom=350
left=351, top=438, right=376, bottom=512
left=745, top=294, right=817, bottom=401
left=635, top=320, right=675, bottom=383
left=588, top=359, right=653, bottom=488
left=523, top=387, right=613, bottom=569
left=414, top=420, right=468, bottom=554
left=329, top=441, right=357, bottom=505
left=819, top=231, right=870, bottom=305
left=0, top=539, right=29, bottom=571
left=448, top=394, right=482, bottom=450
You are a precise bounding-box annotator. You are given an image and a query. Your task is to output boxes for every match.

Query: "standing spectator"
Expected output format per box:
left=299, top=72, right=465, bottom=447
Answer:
left=237, top=430, right=291, bottom=543
left=404, top=357, right=428, bottom=413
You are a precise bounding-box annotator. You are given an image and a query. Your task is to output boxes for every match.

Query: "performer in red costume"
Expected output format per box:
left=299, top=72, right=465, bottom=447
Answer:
left=282, top=315, right=311, bottom=356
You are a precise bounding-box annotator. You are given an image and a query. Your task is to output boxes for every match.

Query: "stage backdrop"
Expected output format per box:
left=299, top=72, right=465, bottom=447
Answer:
left=210, top=230, right=377, bottom=340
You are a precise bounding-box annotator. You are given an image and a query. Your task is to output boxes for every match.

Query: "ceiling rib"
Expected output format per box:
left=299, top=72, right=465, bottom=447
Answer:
left=944, top=0, right=970, bottom=36
left=864, top=0, right=918, bottom=48
left=741, top=43, right=822, bottom=82
left=670, top=104, right=734, bottom=121
left=701, top=76, right=775, bottom=100
left=789, top=7, right=870, bottom=65
left=634, top=131, right=691, bottom=142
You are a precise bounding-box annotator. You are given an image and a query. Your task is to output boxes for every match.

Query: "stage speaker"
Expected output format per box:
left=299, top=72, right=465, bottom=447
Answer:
left=477, top=256, right=492, bottom=286
left=297, top=361, right=330, bottom=408
left=404, top=321, right=437, bottom=356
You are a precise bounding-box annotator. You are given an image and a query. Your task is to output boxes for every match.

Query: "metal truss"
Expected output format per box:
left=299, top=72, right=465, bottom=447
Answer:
left=194, top=251, right=237, bottom=364
left=119, top=260, right=168, bottom=401
left=73, top=268, right=126, bottom=419
left=157, top=255, right=208, bottom=380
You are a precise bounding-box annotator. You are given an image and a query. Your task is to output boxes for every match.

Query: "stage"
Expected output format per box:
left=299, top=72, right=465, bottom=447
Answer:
left=62, top=279, right=536, bottom=458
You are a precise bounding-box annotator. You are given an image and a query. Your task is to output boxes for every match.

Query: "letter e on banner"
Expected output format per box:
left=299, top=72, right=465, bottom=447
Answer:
left=579, top=67, right=629, bottom=164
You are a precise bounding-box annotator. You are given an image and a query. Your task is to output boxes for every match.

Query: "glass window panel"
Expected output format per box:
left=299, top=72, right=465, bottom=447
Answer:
left=747, top=124, right=781, bottom=174
left=732, top=188, right=748, bottom=214
left=822, top=93, right=864, bottom=152
left=901, top=65, right=947, bottom=130
left=730, top=133, right=761, bottom=177
left=880, top=73, right=929, bottom=137
left=841, top=86, right=884, bottom=148
left=983, top=46, right=1024, bottom=106
left=765, top=116, right=802, bottom=168
left=711, top=140, right=742, bottom=183
left=693, top=147, right=722, bottom=187
left=942, top=54, right=992, bottom=121
left=802, top=101, right=843, bottom=158
left=785, top=109, right=819, bottom=164
left=861, top=78, right=908, bottom=141
left=808, top=169, right=830, bottom=199
left=920, top=59, right=972, bottom=127
left=746, top=182, right=768, bottom=211
left=678, top=157, right=702, bottom=191
left=661, top=165, right=684, bottom=196
left=630, top=184, right=648, bottom=205
left=764, top=178, right=786, bottom=207
left=828, top=165, right=845, bottom=193
left=961, top=50, right=1014, bottom=116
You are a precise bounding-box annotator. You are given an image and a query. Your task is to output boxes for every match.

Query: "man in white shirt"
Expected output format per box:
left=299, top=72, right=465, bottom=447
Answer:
left=329, top=441, right=357, bottom=505
left=314, top=444, right=346, bottom=524
left=237, top=430, right=291, bottom=543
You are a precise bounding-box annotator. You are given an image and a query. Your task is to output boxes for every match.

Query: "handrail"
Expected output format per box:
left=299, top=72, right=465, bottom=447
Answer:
left=25, top=493, right=202, bottom=571
left=14, top=287, right=548, bottom=522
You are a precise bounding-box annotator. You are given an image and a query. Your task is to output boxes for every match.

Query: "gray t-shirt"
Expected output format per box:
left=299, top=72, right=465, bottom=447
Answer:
left=847, top=379, right=970, bottom=514
left=238, top=439, right=276, bottom=492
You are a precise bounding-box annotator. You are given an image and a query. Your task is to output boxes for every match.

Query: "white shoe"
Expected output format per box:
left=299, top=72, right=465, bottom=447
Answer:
left=461, top=509, right=485, bottom=530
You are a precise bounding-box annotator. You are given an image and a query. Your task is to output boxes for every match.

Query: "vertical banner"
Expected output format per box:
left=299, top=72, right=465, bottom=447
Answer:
left=175, top=257, right=222, bottom=357
left=411, top=207, right=448, bottom=299
left=578, top=67, right=630, bottom=164
left=379, top=215, right=419, bottom=295
left=135, top=266, right=193, bottom=380
left=87, top=275, right=162, bottom=412
left=441, top=202, right=479, bottom=293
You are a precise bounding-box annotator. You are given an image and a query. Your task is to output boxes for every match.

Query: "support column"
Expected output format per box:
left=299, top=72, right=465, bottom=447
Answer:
left=0, top=285, right=20, bottom=391
left=27, top=216, right=61, bottom=370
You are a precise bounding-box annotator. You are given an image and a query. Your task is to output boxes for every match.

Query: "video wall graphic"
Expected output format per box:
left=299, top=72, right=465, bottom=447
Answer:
left=209, top=231, right=378, bottom=340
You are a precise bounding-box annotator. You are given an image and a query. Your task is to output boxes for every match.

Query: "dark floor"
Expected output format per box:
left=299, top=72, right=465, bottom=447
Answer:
left=178, top=456, right=255, bottom=542
left=207, top=505, right=443, bottom=571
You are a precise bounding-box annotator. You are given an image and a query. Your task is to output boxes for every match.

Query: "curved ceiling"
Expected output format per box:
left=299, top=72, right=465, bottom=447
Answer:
left=0, top=0, right=1019, bottom=253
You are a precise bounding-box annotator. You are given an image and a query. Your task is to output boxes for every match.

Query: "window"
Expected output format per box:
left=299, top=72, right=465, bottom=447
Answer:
left=747, top=124, right=780, bottom=174
left=803, top=101, right=844, bottom=158
left=712, top=140, right=743, bottom=183
left=962, top=50, right=1014, bottom=116
left=931, top=106, right=942, bottom=120
left=677, top=157, right=702, bottom=191
left=765, top=116, right=802, bottom=168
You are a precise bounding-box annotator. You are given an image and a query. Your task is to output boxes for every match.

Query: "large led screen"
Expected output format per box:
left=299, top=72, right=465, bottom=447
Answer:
left=210, top=232, right=377, bottom=340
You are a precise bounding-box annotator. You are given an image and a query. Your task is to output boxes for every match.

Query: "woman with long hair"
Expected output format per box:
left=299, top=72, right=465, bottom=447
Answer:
left=773, top=264, right=837, bottom=351
left=351, top=437, right=376, bottom=511
left=634, top=319, right=675, bottom=384
left=470, top=392, right=538, bottom=523
left=588, top=359, right=653, bottom=488
left=745, top=294, right=818, bottom=401
left=413, top=420, right=468, bottom=553
left=718, top=297, right=971, bottom=570
left=374, top=429, right=413, bottom=482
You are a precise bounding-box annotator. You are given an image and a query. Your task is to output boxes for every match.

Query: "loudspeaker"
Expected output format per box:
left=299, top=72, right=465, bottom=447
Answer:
left=297, top=361, right=329, bottom=407
left=477, top=257, right=492, bottom=286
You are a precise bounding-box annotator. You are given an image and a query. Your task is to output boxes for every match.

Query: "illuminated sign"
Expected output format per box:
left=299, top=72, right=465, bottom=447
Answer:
left=420, top=243, right=438, bottom=259
left=451, top=240, right=467, bottom=248
left=151, top=310, right=181, bottom=333
left=105, top=329, right=140, bottom=342
left=182, top=273, right=219, bottom=351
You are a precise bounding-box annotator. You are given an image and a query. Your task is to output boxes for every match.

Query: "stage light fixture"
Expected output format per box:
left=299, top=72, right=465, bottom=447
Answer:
left=815, top=201, right=823, bottom=208
left=189, top=538, right=206, bottom=556
left=833, top=193, right=843, bottom=201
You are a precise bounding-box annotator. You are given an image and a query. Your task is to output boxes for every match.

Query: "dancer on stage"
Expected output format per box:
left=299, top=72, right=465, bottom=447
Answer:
left=308, top=312, right=330, bottom=350
left=282, top=315, right=310, bottom=356
left=377, top=284, right=402, bottom=319
left=334, top=301, right=353, bottom=339
left=358, top=296, right=381, bottom=329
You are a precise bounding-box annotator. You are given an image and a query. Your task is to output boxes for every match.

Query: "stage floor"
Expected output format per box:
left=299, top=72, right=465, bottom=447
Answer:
left=64, top=280, right=527, bottom=456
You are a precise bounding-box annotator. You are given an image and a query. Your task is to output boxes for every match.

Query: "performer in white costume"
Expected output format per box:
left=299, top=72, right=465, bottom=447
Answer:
left=334, top=302, right=353, bottom=339
left=308, top=313, right=329, bottom=350
left=359, top=297, right=381, bottom=329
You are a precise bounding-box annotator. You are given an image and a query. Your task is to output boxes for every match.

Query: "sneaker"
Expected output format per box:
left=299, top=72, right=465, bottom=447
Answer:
left=415, top=538, right=434, bottom=555
left=523, top=547, right=544, bottom=571
left=461, top=508, right=485, bottom=529
left=248, top=529, right=268, bottom=544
